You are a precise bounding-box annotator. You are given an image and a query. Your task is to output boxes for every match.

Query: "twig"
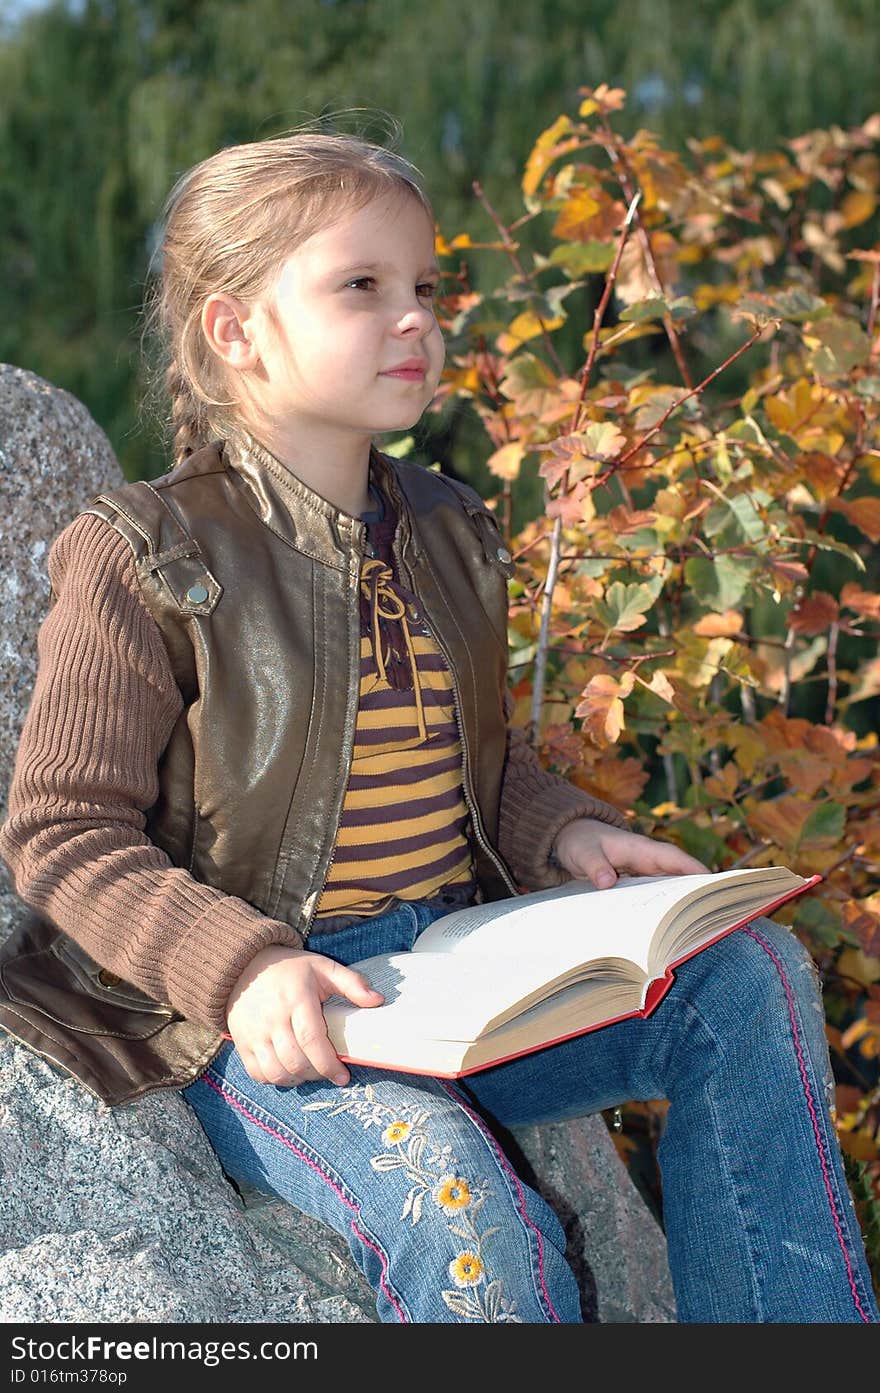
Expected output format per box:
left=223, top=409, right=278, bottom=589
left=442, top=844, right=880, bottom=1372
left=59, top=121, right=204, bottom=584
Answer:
left=527, top=192, right=641, bottom=743
left=472, top=180, right=567, bottom=376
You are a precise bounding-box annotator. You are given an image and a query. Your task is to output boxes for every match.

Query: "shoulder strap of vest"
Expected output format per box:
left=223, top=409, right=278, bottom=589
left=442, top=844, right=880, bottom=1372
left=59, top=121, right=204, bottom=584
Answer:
left=83, top=480, right=223, bottom=616
left=431, top=471, right=516, bottom=580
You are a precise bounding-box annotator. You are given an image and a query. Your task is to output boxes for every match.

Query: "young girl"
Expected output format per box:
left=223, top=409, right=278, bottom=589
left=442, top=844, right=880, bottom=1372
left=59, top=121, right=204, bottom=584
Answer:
left=0, top=128, right=877, bottom=1325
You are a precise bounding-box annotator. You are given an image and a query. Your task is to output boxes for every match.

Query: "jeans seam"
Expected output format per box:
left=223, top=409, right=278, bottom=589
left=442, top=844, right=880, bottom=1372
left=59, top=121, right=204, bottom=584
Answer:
left=664, top=993, right=768, bottom=1320
left=741, top=924, right=876, bottom=1323
left=439, top=1079, right=562, bottom=1323
left=199, top=1072, right=410, bottom=1322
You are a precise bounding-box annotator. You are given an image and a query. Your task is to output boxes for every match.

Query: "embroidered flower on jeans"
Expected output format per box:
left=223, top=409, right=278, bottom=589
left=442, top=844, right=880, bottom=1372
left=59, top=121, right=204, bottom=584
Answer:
left=382, top=1120, right=411, bottom=1145
left=301, top=1081, right=521, bottom=1321
left=434, top=1175, right=472, bottom=1212
left=449, top=1251, right=484, bottom=1288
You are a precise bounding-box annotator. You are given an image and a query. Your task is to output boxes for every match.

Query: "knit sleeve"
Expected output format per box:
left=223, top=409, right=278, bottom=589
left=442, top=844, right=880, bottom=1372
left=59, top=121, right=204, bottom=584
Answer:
left=0, top=511, right=303, bottom=1032
left=497, top=694, right=630, bottom=890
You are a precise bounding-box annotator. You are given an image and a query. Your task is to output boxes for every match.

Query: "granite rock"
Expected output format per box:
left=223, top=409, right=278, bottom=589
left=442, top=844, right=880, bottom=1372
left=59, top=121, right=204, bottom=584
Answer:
left=0, top=364, right=675, bottom=1324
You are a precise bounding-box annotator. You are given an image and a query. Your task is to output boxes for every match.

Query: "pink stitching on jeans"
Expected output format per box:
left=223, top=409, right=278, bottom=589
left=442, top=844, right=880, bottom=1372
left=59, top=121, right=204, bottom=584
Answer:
left=200, top=1074, right=407, bottom=1322
left=439, top=1078, right=562, bottom=1323
left=742, top=925, right=872, bottom=1323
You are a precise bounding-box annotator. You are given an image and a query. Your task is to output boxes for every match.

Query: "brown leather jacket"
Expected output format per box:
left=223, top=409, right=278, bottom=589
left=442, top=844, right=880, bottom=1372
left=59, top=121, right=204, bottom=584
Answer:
left=0, top=440, right=540, bottom=1104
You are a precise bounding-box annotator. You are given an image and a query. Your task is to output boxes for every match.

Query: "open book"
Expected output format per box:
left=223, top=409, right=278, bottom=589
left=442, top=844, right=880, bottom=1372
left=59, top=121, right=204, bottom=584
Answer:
left=323, top=865, right=820, bottom=1078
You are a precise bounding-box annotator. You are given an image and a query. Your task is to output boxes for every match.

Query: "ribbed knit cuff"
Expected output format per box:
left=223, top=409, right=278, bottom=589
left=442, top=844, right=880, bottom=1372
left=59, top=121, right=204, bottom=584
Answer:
left=499, top=771, right=630, bottom=890
left=165, top=896, right=303, bottom=1032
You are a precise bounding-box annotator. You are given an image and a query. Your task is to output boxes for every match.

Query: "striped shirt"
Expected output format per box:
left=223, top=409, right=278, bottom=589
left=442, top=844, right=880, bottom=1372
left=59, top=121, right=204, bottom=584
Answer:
left=315, top=479, right=475, bottom=918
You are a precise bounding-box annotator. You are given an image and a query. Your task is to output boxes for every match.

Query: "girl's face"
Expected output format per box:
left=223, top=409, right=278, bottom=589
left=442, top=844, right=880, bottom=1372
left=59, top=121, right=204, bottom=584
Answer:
left=248, top=190, right=445, bottom=444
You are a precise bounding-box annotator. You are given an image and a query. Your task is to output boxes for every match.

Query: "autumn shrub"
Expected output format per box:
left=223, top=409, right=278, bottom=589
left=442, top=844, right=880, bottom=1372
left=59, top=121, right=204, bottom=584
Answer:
left=430, top=84, right=880, bottom=1279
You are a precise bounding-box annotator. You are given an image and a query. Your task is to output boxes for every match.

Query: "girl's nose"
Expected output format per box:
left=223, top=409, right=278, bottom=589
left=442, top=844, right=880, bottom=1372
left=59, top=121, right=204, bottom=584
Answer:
left=395, top=300, right=435, bottom=335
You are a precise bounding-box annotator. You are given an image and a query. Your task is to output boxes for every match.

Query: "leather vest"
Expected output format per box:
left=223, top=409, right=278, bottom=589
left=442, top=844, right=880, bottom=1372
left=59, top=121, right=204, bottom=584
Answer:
left=0, top=441, right=519, bottom=1104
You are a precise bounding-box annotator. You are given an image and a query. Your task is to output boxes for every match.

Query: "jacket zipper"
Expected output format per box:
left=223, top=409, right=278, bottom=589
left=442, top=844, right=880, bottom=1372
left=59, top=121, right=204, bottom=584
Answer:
left=299, top=521, right=367, bottom=942
left=390, top=517, right=519, bottom=899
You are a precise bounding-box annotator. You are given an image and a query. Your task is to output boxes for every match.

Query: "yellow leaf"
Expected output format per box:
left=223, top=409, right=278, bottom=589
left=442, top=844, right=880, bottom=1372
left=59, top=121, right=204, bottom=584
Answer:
left=497, top=309, right=565, bottom=355
left=837, top=947, right=880, bottom=988
left=578, top=98, right=598, bottom=118
left=840, top=189, right=877, bottom=229
left=522, top=115, right=575, bottom=200
left=646, top=670, right=676, bottom=703
left=487, top=441, right=526, bottom=481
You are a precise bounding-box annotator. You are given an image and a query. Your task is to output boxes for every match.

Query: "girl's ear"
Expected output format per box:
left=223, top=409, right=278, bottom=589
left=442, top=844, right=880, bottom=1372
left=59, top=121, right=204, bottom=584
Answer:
left=201, top=294, right=261, bottom=372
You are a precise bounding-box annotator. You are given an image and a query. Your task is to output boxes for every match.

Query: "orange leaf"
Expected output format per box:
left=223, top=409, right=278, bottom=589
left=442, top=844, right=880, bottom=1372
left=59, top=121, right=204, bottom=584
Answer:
left=573, top=756, right=649, bottom=809
left=830, top=496, right=880, bottom=543
left=575, top=672, right=635, bottom=746
left=747, top=795, right=814, bottom=855
left=789, top=592, right=840, bottom=634
left=841, top=584, right=880, bottom=620
left=692, top=610, right=743, bottom=637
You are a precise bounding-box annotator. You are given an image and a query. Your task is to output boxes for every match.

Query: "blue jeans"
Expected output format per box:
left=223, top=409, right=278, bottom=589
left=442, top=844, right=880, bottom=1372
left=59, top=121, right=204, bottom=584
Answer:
left=181, top=899, right=880, bottom=1324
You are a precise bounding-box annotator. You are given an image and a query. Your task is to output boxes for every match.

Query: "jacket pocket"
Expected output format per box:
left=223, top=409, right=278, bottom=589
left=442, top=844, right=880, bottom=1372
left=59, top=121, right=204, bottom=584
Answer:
left=1, top=931, right=179, bottom=1041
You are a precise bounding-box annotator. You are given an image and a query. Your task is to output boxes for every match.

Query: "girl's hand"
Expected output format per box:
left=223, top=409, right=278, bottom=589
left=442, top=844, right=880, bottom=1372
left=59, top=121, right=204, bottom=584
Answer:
left=225, top=945, right=384, bottom=1087
left=552, top=817, right=708, bottom=890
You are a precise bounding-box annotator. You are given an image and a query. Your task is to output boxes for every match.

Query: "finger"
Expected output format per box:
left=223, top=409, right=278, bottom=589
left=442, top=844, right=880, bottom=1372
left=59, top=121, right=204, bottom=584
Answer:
left=643, top=841, right=708, bottom=875
left=245, top=1039, right=316, bottom=1087
left=572, top=853, right=618, bottom=890
left=290, top=998, right=351, bottom=1086
left=272, top=1034, right=324, bottom=1086
left=321, top=960, right=385, bottom=1007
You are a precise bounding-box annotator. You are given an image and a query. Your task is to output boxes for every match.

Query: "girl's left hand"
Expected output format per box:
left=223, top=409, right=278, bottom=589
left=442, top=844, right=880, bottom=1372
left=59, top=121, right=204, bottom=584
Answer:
left=552, top=817, right=708, bottom=890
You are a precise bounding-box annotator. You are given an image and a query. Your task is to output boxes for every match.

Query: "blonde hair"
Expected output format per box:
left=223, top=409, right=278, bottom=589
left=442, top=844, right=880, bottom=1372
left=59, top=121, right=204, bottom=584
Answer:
left=143, top=123, right=434, bottom=464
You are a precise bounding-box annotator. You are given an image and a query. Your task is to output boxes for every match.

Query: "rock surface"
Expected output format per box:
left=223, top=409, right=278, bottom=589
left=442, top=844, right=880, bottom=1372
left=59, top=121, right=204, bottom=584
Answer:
left=0, top=364, right=675, bottom=1324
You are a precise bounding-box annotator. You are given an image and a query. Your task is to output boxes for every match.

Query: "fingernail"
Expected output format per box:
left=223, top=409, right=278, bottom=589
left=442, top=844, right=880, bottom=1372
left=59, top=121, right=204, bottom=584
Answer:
left=596, top=872, right=615, bottom=888
left=333, top=1073, right=349, bottom=1087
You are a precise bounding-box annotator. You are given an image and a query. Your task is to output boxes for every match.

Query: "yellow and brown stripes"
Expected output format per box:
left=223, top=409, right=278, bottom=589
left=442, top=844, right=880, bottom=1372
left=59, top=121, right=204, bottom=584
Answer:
left=315, top=623, right=474, bottom=917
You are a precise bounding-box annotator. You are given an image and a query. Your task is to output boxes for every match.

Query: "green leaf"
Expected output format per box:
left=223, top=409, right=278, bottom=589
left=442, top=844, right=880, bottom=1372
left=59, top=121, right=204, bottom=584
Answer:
left=595, top=580, right=660, bottom=632
left=619, top=297, right=669, bottom=323
left=799, top=801, right=846, bottom=848
left=498, top=352, right=557, bottom=400
left=381, top=434, right=415, bottom=458
left=548, top=242, right=615, bottom=276
left=798, top=531, right=866, bottom=571
left=672, top=821, right=729, bottom=867
left=794, top=897, right=843, bottom=949
left=769, top=288, right=830, bottom=323
left=704, top=491, right=767, bottom=544
left=807, top=318, right=872, bottom=376
left=683, top=556, right=754, bottom=611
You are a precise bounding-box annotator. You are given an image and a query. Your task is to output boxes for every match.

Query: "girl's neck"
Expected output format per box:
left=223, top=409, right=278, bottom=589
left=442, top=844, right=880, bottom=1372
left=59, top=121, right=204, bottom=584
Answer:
left=242, top=421, right=374, bottom=518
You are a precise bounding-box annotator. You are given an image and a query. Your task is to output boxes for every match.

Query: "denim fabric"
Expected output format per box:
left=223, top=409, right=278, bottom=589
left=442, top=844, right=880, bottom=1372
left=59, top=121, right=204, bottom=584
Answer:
left=182, top=899, right=880, bottom=1324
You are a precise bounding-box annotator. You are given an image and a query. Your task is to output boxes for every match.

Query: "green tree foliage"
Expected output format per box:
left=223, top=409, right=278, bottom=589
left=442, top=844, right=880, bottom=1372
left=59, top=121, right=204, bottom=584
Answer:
left=1, top=0, right=879, bottom=475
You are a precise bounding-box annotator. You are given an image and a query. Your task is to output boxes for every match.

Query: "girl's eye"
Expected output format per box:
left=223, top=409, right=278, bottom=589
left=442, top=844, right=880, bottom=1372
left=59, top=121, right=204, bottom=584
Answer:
left=346, top=276, right=376, bottom=291
left=417, top=283, right=438, bottom=301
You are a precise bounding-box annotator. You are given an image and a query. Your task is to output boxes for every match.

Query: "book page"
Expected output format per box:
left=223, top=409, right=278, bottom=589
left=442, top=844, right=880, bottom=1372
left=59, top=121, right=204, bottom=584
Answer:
left=410, top=873, right=696, bottom=974
left=323, top=950, right=551, bottom=1045
left=412, top=867, right=805, bottom=976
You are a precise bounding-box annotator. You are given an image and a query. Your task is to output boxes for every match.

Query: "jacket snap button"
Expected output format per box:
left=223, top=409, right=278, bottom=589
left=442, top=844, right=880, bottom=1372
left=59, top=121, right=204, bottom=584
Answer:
left=97, top=969, right=121, bottom=988
left=186, top=582, right=209, bottom=604
left=496, top=546, right=512, bottom=564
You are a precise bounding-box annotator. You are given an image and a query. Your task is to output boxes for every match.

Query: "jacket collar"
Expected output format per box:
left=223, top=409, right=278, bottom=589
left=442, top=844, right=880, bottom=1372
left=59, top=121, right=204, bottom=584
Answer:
left=221, top=430, right=400, bottom=571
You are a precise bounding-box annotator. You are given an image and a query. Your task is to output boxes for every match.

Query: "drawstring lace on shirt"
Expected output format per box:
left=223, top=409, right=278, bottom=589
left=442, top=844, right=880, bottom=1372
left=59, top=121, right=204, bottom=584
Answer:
left=360, top=557, right=428, bottom=744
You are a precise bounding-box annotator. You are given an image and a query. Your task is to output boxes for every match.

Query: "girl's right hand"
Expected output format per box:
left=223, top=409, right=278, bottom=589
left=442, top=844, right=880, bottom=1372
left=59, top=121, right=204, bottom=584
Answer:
left=225, top=945, right=384, bottom=1087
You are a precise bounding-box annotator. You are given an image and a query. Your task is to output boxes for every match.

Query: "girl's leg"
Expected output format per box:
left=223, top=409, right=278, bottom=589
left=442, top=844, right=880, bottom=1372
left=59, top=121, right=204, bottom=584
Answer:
left=183, top=1043, right=581, bottom=1323
left=181, top=902, right=583, bottom=1324
left=464, top=916, right=880, bottom=1323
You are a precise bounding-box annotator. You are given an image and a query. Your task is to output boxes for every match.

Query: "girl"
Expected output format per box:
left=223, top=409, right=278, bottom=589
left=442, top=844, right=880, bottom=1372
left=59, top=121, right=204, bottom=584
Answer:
left=0, top=128, right=877, bottom=1325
